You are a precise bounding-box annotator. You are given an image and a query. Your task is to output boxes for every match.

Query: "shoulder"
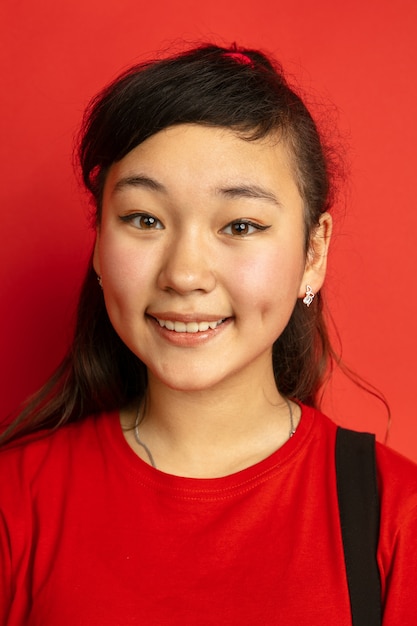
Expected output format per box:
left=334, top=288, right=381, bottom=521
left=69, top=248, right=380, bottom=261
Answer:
left=375, top=443, right=417, bottom=559
left=0, top=413, right=117, bottom=501
left=371, top=443, right=417, bottom=611
left=0, top=412, right=122, bottom=557
left=376, top=440, right=417, bottom=485
left=0, top=414, right=97, bottom=463
left=306, top=408, right=417, bottom=589
left=306, top=403, right=417, bottom=497
left=303, top=404, right=417, bottom=515
left=375, top=441, right=417, bottom=522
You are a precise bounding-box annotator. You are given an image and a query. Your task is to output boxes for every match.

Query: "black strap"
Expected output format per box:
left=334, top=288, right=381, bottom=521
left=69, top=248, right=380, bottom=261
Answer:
left=335, top=427, right=382, bottom=626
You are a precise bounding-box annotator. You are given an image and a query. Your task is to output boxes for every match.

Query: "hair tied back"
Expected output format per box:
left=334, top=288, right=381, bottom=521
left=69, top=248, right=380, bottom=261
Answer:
left=223, top=51, right=254, bottom=67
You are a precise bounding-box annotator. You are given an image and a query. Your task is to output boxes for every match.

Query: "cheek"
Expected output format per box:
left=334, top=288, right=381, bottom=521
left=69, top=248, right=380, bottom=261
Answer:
left=98, top=235, right=155, bottom=304
left=228, top=247, right=305, bottom=312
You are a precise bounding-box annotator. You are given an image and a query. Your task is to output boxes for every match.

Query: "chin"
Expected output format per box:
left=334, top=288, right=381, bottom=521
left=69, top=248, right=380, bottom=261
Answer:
left=149, top=364, right=231, bottom=393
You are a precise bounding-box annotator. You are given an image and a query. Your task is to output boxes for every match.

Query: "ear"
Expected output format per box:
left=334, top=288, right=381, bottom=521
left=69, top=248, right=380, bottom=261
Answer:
left=298, top=212, right=332, bottom=298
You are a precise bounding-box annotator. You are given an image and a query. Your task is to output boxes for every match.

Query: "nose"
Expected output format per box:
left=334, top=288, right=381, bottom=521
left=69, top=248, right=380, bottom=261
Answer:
left=157, top=230, right=216, bottom=295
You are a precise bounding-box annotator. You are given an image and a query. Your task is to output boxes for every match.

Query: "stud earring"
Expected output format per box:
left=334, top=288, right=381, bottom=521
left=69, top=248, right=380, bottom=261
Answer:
left=303, top=285, right=314, bottom=307
left=97, top=275, right=103, bottom=289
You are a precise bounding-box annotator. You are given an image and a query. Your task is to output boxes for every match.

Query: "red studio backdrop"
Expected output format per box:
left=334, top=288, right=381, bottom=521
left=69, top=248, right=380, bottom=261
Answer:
left=1, top=0, right=416, bottom=460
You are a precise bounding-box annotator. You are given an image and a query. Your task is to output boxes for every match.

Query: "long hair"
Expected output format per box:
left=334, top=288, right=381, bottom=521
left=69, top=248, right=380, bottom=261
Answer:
left=1, top=43, right=339, bottom=445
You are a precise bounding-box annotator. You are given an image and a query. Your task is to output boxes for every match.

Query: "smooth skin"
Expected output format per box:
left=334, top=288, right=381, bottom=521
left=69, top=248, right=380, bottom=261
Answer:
left=93, top=124, right=332, bottom=477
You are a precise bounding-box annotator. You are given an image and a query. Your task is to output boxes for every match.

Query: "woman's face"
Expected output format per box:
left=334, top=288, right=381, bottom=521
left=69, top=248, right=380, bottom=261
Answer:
left=94, top=124, right=330, bottom=393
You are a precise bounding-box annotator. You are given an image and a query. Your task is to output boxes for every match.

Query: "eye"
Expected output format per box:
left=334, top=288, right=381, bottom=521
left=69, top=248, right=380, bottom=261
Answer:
left=119, top=213, right=164, bottom=230
left=222, top=220, right=271, bottom=236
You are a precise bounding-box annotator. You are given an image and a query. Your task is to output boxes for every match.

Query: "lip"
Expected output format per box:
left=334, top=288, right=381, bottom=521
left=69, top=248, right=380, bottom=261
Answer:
left=147, top=313, right=232, bottom=346
left=148, top=312, right=228, bottom=323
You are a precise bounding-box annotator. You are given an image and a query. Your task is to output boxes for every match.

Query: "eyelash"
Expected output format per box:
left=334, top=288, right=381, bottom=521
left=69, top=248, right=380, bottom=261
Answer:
left=119, top=213, right=164, bottom=230
left=222, top=220, right=271, bottom=237
left=119, top=213, right=271, bottom=236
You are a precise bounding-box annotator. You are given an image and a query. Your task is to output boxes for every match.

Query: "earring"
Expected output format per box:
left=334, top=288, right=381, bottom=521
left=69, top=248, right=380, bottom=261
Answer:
left=303, top=285, right=314, bottom=307
left=97, top=275, right=103, bottom=289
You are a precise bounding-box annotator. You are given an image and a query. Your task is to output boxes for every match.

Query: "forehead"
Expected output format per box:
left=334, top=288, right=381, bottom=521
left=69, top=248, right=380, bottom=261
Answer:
left=104, top=124, right=301, bottom=207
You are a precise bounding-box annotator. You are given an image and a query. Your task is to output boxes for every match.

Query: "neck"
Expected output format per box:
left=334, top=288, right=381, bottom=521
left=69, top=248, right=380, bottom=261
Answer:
left=122, top=369, right=299, bottom=478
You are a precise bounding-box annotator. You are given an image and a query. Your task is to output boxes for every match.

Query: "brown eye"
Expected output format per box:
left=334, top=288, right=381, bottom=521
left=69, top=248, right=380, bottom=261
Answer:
left=119, top=213, right=164, bottom=230
left=138, top=215, right=158, bottom=229
left=231, top=222, right=251, bottom=235
left=222, top=220, right=271, bottom=236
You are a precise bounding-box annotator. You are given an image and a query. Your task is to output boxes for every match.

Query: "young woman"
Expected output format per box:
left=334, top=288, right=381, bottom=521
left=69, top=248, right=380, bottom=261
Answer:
left=1, top=44, right=416, bottom=625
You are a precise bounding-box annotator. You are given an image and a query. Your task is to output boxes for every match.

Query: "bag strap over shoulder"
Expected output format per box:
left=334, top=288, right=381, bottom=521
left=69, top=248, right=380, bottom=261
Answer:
left=335, top=427, right=382, bottom=626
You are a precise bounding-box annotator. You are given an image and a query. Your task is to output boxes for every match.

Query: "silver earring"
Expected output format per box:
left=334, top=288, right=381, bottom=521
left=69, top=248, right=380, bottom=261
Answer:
left=303, top=285, right=314, bottom=307
left=97, top=275, right=103, bottom=289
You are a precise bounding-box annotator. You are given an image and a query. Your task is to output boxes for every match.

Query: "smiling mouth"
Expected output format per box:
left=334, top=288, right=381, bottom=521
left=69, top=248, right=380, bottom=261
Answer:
left=154, top=317, right=226, bottom=333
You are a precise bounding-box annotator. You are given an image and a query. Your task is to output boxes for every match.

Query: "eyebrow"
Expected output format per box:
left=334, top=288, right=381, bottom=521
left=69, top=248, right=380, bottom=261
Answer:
left=217, top=185, right=282, bottom=207
left=112, top=175, right=282, bottom=207
left=112, top=175, right=167, bottom=194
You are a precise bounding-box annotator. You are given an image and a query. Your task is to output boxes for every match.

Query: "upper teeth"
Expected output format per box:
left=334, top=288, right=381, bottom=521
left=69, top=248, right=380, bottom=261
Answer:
left=156, top=318, right=224, bottom=333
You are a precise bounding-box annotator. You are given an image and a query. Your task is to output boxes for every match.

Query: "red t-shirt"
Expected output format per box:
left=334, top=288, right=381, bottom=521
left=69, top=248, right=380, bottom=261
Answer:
left=1, top=405, right=417, bottom=625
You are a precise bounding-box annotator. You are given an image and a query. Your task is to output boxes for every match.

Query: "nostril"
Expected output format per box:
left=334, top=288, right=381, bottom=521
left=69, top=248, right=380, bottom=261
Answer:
left=157, top=253, right=216, bottom=295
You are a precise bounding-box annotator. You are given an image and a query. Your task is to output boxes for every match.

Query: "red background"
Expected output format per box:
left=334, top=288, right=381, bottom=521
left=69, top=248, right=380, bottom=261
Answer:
left=1, top=0, right=416, bottom=460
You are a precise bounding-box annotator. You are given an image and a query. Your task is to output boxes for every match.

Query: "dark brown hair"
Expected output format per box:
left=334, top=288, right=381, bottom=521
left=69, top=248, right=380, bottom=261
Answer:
left=1, top=43, right=339, bottom=445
